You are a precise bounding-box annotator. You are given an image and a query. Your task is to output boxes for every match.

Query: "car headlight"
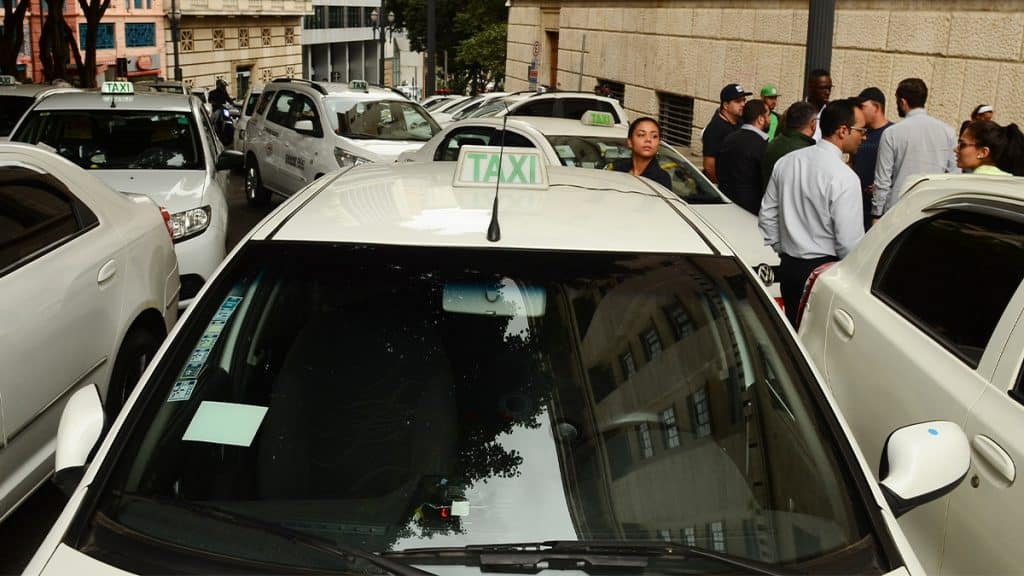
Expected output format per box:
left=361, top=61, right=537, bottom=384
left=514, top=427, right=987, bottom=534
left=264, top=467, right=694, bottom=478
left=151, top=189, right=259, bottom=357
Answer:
left=334, top=146, right=371, bottom=168
left=167, top=205, right=211, bottom=242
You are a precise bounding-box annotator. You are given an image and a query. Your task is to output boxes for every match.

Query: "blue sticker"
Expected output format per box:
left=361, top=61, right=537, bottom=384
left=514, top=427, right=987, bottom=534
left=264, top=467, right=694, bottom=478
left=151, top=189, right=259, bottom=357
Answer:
left=168, top=379, right=197, bottom=402
left=181, top=360, right=205, bottom=378
left=928, top=428, right=939, bottom=436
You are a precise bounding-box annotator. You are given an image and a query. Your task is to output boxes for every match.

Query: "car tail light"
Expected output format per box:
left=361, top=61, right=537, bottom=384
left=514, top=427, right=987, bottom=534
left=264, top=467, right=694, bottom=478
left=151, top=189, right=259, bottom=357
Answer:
left=159, top=207, right=174, bottom=239
left=774, top=297, right=785, bottom=310
left=794, top=262, right=837, bottom=330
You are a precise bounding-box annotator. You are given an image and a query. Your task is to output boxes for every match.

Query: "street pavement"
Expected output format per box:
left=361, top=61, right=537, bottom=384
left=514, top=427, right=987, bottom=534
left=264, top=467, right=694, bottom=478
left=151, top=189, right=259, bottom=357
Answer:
left=0, top=168, right=278, bottom=575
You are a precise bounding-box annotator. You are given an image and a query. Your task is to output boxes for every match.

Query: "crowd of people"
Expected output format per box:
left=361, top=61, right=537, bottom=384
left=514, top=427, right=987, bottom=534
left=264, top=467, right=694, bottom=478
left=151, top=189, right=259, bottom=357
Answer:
left=694, top=71, right=1023, bottom=325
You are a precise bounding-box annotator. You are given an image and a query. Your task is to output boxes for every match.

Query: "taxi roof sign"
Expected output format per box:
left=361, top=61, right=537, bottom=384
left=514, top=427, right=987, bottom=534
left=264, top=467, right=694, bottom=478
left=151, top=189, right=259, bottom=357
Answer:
left=349, top=79, right=369, bottom=91
left=101, top=81, right=134, bottom=95
left=0, top=75, right=16, bottom=86
left=453, top=146, right=548, bottom=189
left=581, top=109, right=615, bottom=127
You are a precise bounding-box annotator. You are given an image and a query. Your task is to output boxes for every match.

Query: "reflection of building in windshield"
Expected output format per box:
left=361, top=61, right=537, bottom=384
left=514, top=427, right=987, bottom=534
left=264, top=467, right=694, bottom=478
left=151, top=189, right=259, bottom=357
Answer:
left=550, top=256, right=850, bottom=562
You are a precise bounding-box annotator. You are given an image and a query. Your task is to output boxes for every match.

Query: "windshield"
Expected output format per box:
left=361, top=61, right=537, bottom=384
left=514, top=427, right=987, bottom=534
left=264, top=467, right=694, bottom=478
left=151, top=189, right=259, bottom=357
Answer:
left=12, top=109, right=204, bottom=170
left=544, top=135, right=724, bottom=204
left=325, top=97, right=439, bottom=141
left=466, top=99, right=510, bottom=119
left=0, top=95, right=34, bottom=137
left=79, top=243, right=886, bottom=574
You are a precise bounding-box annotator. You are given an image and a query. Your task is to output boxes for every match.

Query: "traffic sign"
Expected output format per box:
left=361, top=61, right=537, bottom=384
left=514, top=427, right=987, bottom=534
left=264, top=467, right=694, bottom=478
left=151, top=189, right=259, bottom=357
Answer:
left=532, top=41, right=541, bottom=59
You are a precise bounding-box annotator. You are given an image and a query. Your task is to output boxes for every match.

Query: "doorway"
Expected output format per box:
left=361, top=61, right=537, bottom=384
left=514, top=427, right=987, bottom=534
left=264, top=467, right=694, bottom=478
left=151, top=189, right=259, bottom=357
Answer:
left=546, top=31, right=558, bottom=89
left=235, top=65, right=252, bottom=98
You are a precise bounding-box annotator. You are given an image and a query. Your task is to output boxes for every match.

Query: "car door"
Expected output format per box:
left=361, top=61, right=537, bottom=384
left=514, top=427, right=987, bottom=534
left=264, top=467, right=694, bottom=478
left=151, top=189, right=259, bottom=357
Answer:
left=259, top=90, right=297, bottom=193
left=814, top=206, right=1024, bottom=574
left=0, top=168, right=124, bottom=517
left=277, top=92, right=323, bottom=193
left=941, top=274, right=1024, bottom=575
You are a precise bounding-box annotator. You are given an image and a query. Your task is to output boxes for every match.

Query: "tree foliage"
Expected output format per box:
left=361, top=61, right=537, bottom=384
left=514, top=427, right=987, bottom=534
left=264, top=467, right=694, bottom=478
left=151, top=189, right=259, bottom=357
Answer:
left=0, top=0, right=30, bottom=76
left=388, top=0, right=507, bottom=93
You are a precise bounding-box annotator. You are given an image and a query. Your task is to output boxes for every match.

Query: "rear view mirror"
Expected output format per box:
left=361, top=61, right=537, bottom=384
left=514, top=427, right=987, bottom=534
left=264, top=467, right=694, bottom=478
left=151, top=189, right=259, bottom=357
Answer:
left=53, top=385, right=105, bottom=496
left=879, top=421, right=970, bottom=517
left=442, top=278, right=546, bottom=317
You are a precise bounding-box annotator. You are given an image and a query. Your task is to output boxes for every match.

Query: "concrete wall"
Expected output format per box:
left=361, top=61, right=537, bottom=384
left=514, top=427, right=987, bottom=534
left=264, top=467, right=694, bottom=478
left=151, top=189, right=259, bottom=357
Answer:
left=506, top=0, right=1024, bottom=152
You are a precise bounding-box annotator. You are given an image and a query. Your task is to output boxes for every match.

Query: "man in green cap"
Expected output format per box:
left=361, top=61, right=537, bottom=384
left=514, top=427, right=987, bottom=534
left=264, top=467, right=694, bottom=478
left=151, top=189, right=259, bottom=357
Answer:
left=761, top=84, right=781, bottom=140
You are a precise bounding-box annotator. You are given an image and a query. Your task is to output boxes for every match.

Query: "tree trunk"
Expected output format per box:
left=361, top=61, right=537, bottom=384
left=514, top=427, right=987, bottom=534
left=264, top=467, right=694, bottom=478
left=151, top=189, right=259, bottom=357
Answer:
left=79, top=15, right=97, bottom=86
left=0, top=0, right=31, bottom=75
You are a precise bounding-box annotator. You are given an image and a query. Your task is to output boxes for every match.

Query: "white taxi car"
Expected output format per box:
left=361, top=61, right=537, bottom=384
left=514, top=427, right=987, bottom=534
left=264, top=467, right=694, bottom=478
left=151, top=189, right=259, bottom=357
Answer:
left=799, top=174, right=1024, bottom=575
left=0, top=142, right=178, bottom=522
left=10, top=81, right=242, bottom=306
left=474, top=91, right=629, bottom=128
left=242, top=78, right=440, bottom=205
left=429, top=91, right=509, bottom=125
left=0, top=76, right=78, bottom=138
left=29, top=147, right=968, bottom=575
left=398, top=114, right=781, bottom=299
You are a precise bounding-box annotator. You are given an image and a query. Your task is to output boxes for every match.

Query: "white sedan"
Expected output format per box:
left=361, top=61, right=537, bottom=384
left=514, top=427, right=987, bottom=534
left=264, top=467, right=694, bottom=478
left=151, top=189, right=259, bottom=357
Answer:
left=0, top=142, right=178, bottom=522
left=799, top=173, right=1024, bottom=575
left=399, top=115, right=781, bottom=300
left=30, top=148, right=968, bottom=575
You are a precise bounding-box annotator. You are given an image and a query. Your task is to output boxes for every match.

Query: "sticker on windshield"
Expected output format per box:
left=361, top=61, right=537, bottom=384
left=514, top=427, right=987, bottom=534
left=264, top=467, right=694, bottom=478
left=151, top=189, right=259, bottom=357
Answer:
left=555, top=145, right=575, bottom=159
left=168, top=378, right=197, bottom=402
left=181, top=360, right=205, bottom=379
left=182, top=401, right=268, bottom=447
left=451, top=501, right=470, bottom=517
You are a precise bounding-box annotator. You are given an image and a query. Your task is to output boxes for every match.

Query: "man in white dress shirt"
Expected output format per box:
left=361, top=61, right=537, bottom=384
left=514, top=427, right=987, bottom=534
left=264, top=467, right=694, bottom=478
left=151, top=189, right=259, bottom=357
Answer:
left=759, top=97, right=867, bottom=326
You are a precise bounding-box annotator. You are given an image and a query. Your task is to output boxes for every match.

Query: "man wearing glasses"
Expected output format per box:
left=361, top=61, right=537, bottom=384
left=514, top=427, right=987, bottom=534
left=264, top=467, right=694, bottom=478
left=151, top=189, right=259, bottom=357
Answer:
left=758, top=98, right=868, bottom=326
left=871, top=78, right=959, bottom=222
left=806, top=69, right=833, bottom=141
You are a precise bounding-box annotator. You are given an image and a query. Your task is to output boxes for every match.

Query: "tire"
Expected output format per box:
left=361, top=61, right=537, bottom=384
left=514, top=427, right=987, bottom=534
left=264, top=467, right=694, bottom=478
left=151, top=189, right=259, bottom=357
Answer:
left=245, top=159, right=270, bottom=207
left=107, top=328, right=160, bottom=418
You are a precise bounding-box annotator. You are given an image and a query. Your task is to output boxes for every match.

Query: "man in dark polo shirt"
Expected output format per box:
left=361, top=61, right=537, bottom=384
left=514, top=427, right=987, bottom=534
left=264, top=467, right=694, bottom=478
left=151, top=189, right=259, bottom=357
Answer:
left=717, top=100, right=771, bottom=215
left=761, top=101, right=818, bottom=191
left=851, top=87, right=892, bottom=230
left=702, top=83, right=749, bottom=184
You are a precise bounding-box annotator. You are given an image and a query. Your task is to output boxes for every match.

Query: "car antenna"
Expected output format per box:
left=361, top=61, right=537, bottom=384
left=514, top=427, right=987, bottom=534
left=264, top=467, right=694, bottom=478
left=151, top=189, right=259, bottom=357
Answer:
left=486, top=95, right=513, bottom=242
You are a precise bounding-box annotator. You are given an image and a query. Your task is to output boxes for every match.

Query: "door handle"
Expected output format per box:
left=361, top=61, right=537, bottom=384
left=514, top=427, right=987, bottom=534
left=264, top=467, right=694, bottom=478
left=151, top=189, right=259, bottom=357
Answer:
left=97, top=259, right=117, bottom=284
left=972, top=435, right=1015, bottom=483
left=832, top=308, right=855, bottom=339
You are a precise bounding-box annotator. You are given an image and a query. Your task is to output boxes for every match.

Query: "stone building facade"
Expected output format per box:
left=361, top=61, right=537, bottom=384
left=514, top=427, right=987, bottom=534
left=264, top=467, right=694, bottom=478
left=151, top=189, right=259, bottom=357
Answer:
left=505, top=1, right=1024, bottom=152
left=167, top=0, right=310, bottom=95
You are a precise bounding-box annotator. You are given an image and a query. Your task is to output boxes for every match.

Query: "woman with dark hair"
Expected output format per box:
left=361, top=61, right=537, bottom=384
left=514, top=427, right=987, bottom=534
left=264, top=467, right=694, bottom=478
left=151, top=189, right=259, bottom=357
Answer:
left=956, top=120, right=1024, bottom=176
left=612, top=117, right=671, bottom=189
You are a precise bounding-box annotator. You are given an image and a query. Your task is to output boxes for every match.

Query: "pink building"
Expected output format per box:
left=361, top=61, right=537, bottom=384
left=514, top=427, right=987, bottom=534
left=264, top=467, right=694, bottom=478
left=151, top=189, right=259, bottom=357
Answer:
left=27, top=0, right=167, bottom=84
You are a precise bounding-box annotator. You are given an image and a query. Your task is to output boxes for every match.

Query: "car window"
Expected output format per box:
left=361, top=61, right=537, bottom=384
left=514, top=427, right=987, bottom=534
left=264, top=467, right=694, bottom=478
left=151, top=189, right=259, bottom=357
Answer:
left=0, top=167, right=96, bottom=275
left=266, top=91, right=295, bottom=128
left=292, top=94, right=323, bottom=137
left=13, top=110, right=205, bottom=170
left=0, top=95, right=35, bottom=137
left=254, top=90, right=273, bottom=117
left=244, top=92, right=261, bottom=117
left=79, top=244, right=887, bottom=573
left=325, top=97, right=440, bottom=141
left=198, top=107, right=220, bottom=162
left=497, top=130, right=535, bottom=149
left=873, top=209, right=1024, bottom=368
left=514, top=99, right=620, bottom=124
left=435, top=126, right=499, bottom=161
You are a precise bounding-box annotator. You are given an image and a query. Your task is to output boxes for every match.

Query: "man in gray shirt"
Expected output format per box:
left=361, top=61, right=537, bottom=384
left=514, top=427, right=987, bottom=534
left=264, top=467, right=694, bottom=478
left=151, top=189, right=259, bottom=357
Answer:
left=759, top=98, right=867, bottom=326
left=872, top=78, right=959, bottom=221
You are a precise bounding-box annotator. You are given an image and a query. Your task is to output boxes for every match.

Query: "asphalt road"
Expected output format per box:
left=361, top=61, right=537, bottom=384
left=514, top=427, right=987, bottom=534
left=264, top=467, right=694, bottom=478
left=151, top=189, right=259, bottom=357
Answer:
left=0, top=168, right=280, bottom=575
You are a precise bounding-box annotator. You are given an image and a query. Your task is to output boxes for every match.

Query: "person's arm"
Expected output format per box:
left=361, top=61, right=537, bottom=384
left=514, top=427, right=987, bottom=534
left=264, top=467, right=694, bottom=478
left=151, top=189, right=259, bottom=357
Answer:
left=833, top=176, right=866, bottom=258
left=758, top=168, right=781, bottom=253
left=703, top=155, right=718, bottom=183
left=872, top=130, right=895, bottom=217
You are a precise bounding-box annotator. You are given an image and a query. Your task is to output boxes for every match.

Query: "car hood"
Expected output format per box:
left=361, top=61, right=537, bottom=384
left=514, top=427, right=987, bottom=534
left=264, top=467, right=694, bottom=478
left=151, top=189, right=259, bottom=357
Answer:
left=90, top=170, right=207, bottom=213
left=689, top=203, right=780, bottom=270
left=350, top=139, right=428, bottom=163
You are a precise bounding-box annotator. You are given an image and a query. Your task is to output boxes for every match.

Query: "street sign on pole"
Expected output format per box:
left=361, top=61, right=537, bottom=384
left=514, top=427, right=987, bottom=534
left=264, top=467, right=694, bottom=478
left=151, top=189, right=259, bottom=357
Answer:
left=532, top=41, right=541, bottom=59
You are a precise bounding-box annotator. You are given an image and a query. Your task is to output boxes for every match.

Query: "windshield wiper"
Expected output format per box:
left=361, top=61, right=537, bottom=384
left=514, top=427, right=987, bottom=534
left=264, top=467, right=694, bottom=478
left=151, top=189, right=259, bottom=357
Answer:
left=147, top=497, right=435, bottom=576
left=382, top=540, right=796, bottom=575
left=341, top=132, right=378, bottom=139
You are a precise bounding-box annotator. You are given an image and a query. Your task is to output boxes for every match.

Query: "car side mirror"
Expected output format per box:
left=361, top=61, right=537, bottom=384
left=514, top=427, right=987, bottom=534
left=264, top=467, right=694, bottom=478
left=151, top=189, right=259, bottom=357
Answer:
left=53, top=384, right=105, bottom=497
left=294, top=119, right=318, bottom=136
left=878, top=421, right=970, bottom=517
left=215, top=149, right=244, bottom=171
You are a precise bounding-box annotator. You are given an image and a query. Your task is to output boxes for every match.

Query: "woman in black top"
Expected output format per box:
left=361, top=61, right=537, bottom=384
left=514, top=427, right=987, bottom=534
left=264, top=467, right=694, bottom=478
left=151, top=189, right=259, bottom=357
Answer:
left=612, top=117, right=672, bottom=189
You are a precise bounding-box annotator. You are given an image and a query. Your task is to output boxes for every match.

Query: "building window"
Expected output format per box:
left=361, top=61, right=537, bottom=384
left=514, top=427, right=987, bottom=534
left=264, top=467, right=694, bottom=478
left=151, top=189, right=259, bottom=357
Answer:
left=709, top=521, right=726, bottom=552
left=124, top=22, right=155, bottom=47
left=642, top=326, right=662, bottom=360
left=79, top=23, right=115, bottom=50
left=212, top=28, right=224, bottom=49
left=597, top=78, right=624, bottom=105
left=690, top=387, right=711, bottom=438
left=346, top=6, right=361, bottom=27
left=666, top=303, right=695, bottom=341
left=619, top=350, right=636, bottom=379
left=683, top=527, right=696, bottom=547
left=637, top=422, right=654, bottom=459
left=180, top=29, right=194, bottom=51
left=146, top=0, right=151, bottom=8
left=238, top=27, right=249, bottom=48
left=262, top=27, right=272, bottom=46
left=133, top=0, right=141, bottom=8
left=285, top=26, right=294, bottom=45
left=660, top=406, right=680, bottom=448
left=658, top=91, right=695, bottom=148
left=328, top=6, right=343, bottom=28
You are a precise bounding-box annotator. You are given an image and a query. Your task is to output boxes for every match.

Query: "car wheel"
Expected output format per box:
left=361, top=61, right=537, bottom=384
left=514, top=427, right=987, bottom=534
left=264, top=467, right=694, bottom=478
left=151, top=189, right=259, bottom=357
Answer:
left=107, top=328, right=160, bottom=418
left=245, top=160, right=269, bottom=207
